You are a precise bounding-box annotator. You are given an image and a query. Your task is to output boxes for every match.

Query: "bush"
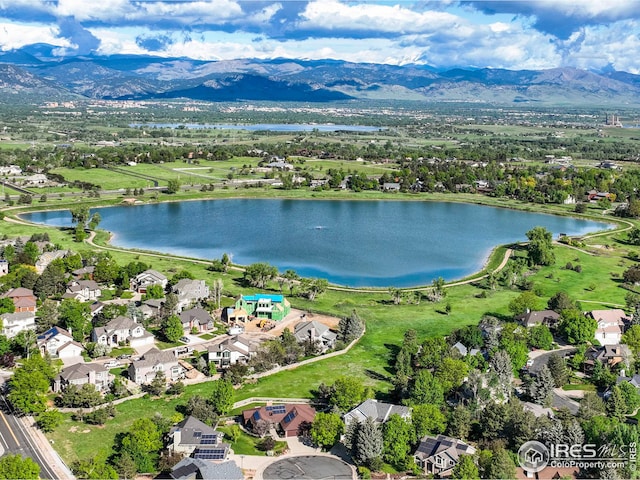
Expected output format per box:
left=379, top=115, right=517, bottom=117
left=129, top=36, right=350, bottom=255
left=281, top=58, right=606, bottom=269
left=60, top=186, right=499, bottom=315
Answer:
left=565, top=262, right=573, bottom=270
left=85, top=408, right=109, bottom=425
left=573, top=265, right=582, bottom=273
left=258, top=436, right=276, bottom=451
left=357, top=466, right=371, bottom=479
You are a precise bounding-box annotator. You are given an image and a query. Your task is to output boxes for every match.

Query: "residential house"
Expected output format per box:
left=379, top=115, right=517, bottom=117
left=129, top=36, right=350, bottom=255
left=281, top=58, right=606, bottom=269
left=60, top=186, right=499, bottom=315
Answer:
left=140, top=299, right=163, bottom=320
left=24, top=173, right=48, bottom=186
left=382, top=182, right=401, bottom=191
left=0, top=311, right=36, bottom=338
left=0, top=165, right=22, bottom=175
left=0, top=259, right=8, bottom=276
left=167, top=416, right=228, bottom=458
left=293, top=320, right=337, bottom=352
left=37, top=326, right=84, bottom=359
left=178, top=307, right=213, bottom=334
left=235, top=294, right=291, bottom=321
left=91, top=316, right=154, bottom=349
left=221, top=306, right=248, bottom=325
left=207, top=335, right=258, bottom=368
left=617, top=374, right=640, bottom=392
left=1, top=287, right=37, bottom=313
left=53, top=363, right=111, bottom=393
left=414, top=434, right=477, bottom=477
left=451, top=342, right=480, bottom=358
left=588, top=309, right=627, bottom=345
left=344, top=399, right=411, bottom=428
left=35, top=250, right=68, bottom=274
left=243, top=403, right=316, bottom=437
left=128, top=348, right=183, bottom=384
left=584, top=190, right=614, bottom=203
left=518, top=310, right=561, bottom=329
left=72, top=265, right=95, bottom=280
left=63, top=280, right=102, bottom=302
left=169, top=458, right=243, bottom=480
left=583, top=344, right=633, bottom=373
left=130, top=269, right=167, bottom=294
left=173, top=279, right=210, bottom=310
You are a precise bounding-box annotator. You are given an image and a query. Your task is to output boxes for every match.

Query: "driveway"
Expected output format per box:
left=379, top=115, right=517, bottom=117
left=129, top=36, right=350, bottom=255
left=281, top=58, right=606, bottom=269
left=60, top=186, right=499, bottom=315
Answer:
left=527, top=346, right=576, bottom=375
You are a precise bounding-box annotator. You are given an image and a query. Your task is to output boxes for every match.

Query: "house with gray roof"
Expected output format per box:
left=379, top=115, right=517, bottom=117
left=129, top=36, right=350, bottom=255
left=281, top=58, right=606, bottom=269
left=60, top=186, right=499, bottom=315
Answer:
left=173, top=279, right=210, bottom=311
left=414, top=434, right=476, bottom=477
left=130, top=269, right=167, bottom=294
left=167, top=416, right=228, bottom=457
left=91, top=316, right=154, bottom=349
left=293, top=320, right=337, bottom=353
left=0, top=311, right=36, bottom=339
left=64, top=280, right=102, bottom=302
left=178, top=307, right=213, bottom=334
left=128, top=348, right=183, bottom=384
left=343, top=399, right=411, bottom=427
left=517, top=309, right=561, bottom=329
left=170, top=458, right=242, bottom=480
left=53, top=363, right=111, bottom=393
left=37, top=326, right=84, bottom=360
left=140, top=299, right=163, bottom=320
left=207, top=335, right=258, bottom=368
left=35, top=249, right=68, bottom=274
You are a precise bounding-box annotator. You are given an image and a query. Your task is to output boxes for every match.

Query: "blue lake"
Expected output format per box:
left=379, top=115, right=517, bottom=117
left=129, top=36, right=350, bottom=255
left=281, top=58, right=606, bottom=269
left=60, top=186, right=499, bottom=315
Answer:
left=128, top=123, right=382, bottom=132
left=23, top=200, right=610, bottom=287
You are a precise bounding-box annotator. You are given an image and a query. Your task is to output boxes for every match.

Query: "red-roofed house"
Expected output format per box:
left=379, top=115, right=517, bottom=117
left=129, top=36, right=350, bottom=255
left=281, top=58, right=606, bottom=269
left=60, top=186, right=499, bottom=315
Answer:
left=242, top=404, right=316, bottom=437
left=1, top=287, right=37, bottom=313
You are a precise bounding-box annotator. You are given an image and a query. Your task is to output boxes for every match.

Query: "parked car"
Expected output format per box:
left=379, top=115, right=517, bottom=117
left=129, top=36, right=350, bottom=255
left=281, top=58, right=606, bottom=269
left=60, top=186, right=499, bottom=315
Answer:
left=104, top=360, right=120, bottom=369
left=117, top=354, right=131, bottom=360
left=180, top=336, right=191, bottom=343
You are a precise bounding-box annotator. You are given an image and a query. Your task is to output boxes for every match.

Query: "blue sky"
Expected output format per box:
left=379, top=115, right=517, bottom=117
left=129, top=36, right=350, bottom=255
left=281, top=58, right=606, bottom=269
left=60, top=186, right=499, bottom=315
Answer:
left=1, top=1, right=639, bottom=72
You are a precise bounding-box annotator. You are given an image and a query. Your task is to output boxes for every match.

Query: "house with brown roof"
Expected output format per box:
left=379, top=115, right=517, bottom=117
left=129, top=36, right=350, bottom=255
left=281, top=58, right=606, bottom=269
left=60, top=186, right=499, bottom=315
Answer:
left=1, top=287, right=37, bottom=313
left=583, top=344, right=632, bottom=373
left=128, top=348, right=184, bottom=384
left=53, top=363, right=111, bottom=393
left=293, top=320, right=338, bottom=353
left=588, top=309, right=627, bottom=345
left=413, top=434, right=476, bottom=477
left=242, top=404, right=316, bottom=437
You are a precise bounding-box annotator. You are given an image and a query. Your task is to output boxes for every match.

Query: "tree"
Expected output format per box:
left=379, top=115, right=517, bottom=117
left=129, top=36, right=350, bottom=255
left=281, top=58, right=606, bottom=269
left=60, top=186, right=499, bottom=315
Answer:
left=310, top=412, right=344, bottom=450
left=167, top=179, right=181, bottom=194
left=489, top=350, right=513, bottom=400
left=382, top=414, right=414, bottom=468
left=559, top=309, right=597, bottom=344
left=36, top=409, right=63, bottom=432
left=447, top=405, right=472, bottom=440
left=338, top=310, right=365, bottom=343
left=243, top=262, right=278, bottom=288
left=354, top=417, right=383, bottom=469
left=578, top=391, right=606, bottom=420
left=606, top=385, right=628, bottom=421
left=526, top=226, right=555, bottom=266
left=185, top=395, right=218, bottom=426
left=547, top=291, right=577, bottom=312
left=451, top=454, right=479, bottom=480
left=409, top=370, right=444, bottom=406
left=8, top=354, right=54, bottom=414
left=209, top=378, right=234, bottom=415
left=546, top=353, right=569, bottom=387
left=59, top=298, right=92, bottom=342
left=435, top=357, right=468, bottom=393
left=73, top=455, right=119, bottom=479
left=329, top=376, right=366, bottom=412
left=118, top=417, right=163, bottom=474
left=623, top=264, right=640, bottom=284
left=162, top=315, right=183, bottom=343
left=300, top=278, right=328, bottom=301
left=508, top=291, right=540, bottom=316
left=147, top=371, right=166, bottom=396
left=412, top=403, right=446, bottom=438
left=528, top=365, right=555, bottom=406
left=144, top=284, right=164, bottom=299
left=0, top=454, right=40, bottom=479
left=0, top=297, right=15, bottom=315
left=20, top=241, right=39, bottom=265
left=621, top=325, right=640, bottom=356
left=211, top=278, right=223, bottom=308
left=528, top=324, right=554, bottom=350
left=389, top=287, right=402, bottom=305
left=486, top=447, right=516, bottom=479
left=34, top=260, right=67, bottom=298
left=282, top=269, right=299, bottom=295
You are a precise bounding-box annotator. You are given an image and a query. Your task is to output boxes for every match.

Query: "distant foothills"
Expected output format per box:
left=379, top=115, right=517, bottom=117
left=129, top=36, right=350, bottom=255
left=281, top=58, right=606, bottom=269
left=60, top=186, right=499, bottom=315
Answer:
left=1, top=46, right=640, bottom=105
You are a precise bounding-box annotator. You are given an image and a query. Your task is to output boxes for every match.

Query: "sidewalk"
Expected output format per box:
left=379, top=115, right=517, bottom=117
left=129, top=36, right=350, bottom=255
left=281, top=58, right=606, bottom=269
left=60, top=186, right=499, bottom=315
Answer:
left=20, top=416, right=75, bottom=480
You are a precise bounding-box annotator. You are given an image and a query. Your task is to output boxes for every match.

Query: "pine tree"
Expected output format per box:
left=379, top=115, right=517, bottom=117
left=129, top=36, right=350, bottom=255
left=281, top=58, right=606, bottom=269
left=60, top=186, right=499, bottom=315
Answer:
left=546, top=353, right=569, bottom=387
left=354, top=417, right=383, bottom=468
left=489, top=350, right=513, bottom=399
left=606, top=386, right=628, bottom=421
left=529, top=365, right=555, bottom=406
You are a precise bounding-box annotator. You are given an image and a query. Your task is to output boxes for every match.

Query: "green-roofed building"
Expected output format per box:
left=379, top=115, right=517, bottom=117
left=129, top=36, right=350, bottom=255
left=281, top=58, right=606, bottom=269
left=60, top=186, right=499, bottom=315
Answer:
left=235, top=293, right=291, bottom=321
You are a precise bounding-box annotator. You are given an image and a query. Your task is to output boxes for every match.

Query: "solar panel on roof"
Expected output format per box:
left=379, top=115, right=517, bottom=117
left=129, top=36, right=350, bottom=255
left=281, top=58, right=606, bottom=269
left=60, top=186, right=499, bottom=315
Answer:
left=266, top=405, right=286, bottom=414
left=200, top=438, right=218, bottom=445
left=194, top=448, right=227, bottom=460
left=282, top=410, right=297, bottom=424
left=252, top=411, right=261, bottom=421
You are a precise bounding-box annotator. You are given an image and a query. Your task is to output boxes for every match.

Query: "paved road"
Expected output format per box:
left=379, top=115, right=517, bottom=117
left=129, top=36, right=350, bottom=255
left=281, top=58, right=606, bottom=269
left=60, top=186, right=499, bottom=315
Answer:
left=0, top=393, right=62, bottom=479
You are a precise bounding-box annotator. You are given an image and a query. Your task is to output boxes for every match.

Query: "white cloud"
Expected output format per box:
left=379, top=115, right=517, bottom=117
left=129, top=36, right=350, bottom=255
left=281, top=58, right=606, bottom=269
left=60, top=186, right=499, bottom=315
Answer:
left=55, top=0, right=133, bottom=22
left=134, top=0, right=243, bottom=23
left=0, top=22, right=69, bottom=50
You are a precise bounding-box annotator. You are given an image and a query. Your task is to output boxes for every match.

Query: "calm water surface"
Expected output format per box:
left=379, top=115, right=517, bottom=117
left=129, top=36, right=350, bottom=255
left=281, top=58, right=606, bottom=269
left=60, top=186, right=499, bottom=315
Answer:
left=23, top=200, right=609, bottom=287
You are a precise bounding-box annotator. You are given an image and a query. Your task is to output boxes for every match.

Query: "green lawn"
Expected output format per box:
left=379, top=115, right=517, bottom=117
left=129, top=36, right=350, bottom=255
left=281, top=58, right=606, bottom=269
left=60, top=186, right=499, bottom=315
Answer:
left=562, top=383, right=597, bottom=392
left=217, top=426, right=287, bottom=456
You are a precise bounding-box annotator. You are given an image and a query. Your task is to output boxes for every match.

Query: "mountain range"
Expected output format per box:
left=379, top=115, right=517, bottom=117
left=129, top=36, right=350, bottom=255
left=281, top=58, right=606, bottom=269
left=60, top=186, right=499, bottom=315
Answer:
left=1, top=46, right=640, bottom=105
